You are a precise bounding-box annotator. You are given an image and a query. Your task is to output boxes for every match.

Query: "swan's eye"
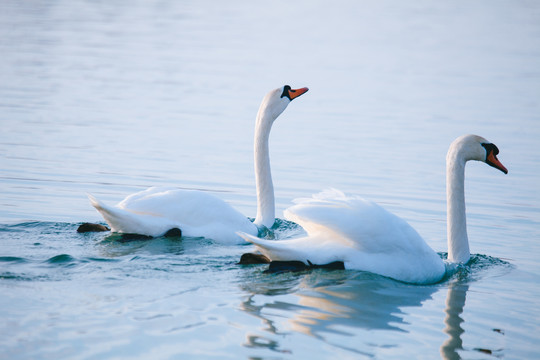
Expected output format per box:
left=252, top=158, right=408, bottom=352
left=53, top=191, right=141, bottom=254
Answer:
left=281, top=85, right=292, bottom=99
left=481, top=143, right=499, bottom=157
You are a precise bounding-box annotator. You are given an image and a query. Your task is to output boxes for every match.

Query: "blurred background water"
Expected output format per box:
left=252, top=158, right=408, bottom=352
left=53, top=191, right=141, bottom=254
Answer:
left=1, top=0, right=539, bottom=359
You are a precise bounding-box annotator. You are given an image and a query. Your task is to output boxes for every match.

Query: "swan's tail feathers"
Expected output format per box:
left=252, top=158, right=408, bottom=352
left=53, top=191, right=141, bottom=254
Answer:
left=88, top=194, right=146, bottom=235
left=237, top=231, right=278, bottom=260
left=88, top=193, right=116, bottom=220
left=237, top=231, right=265, bottom=245
left=88, top=194, right=117, bottom=217
left=88, top=194, right=125, bottom=231
left=87, top=193, right=104, bottom=211
left=236, top=232, right=306, bottom=263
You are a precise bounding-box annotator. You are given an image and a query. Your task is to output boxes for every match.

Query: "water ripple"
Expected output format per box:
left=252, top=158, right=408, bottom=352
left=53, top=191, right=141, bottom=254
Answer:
left=0, top=256, right=27, bottom=263
left=442, top=253, right=515, bottom=283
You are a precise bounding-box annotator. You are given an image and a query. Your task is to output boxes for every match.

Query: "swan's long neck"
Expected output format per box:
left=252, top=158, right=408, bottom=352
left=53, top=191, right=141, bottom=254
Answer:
left=446, top=152, right=470, bottom=263
left=253, top=112, right=275, bottom=228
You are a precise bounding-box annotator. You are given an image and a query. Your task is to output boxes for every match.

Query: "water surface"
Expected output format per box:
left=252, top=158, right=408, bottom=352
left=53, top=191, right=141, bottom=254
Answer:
left=1, top=1, right=539, bottom=359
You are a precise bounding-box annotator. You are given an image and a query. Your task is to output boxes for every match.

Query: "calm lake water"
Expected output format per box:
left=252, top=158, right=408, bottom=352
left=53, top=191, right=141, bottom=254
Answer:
left=1, top=1, right=540, bottom=359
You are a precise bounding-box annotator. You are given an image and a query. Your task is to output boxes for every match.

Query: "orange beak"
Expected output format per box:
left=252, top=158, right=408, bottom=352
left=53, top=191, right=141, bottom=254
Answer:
left=487, top=151, right=508, bottom=174
left=288, top=87, right=309, bottom=100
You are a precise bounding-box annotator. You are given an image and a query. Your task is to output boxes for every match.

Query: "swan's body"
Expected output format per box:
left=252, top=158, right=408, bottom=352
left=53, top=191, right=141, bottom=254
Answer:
left=89, top=188, right=256, bottom=243
left=90, top=85, right=308, bottom=243
left=239, top=134, right=508, bottom=283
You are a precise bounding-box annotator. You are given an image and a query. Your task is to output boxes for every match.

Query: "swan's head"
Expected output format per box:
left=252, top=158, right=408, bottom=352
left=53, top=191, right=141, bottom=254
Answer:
left=258, top=85, right=309, bottom=122
left=449, top=134, right=508, bottom=174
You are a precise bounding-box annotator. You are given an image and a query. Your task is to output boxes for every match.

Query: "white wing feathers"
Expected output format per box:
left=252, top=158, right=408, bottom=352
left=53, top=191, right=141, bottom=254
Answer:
left=88, top=193, right=178, bottom=237
left=284, top=189, right=426, bottom=253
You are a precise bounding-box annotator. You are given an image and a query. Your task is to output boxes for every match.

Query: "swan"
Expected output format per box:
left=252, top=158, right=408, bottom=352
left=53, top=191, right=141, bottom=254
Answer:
left=238, top=134, right=508, bottom=284
left=89, top=85, right=309, bottom=243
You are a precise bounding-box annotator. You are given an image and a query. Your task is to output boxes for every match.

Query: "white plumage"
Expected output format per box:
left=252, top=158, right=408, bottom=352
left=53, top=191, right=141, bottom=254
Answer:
left=239, top=134, right=508, bottom=283
left=89, top=85, right=308, bottom=243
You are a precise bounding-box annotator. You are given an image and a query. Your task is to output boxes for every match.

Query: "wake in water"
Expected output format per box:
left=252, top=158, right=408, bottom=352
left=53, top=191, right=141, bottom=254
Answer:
left=441, top=253, right=514, bottom=284
left=251, top=252, right=514, bottom=285
left=0, top=221, right=514, bottom=287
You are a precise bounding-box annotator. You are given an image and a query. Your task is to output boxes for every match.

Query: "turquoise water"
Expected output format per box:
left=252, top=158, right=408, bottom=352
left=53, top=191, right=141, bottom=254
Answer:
left=1, top=1, right=540, bottom=358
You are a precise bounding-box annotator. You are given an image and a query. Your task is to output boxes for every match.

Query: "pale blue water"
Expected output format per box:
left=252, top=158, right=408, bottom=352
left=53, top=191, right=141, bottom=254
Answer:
left=1, top=1, right=540, bottom=359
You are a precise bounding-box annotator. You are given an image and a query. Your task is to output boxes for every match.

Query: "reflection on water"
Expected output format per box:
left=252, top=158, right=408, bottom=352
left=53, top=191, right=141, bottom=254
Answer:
left=239, top=270, right=440, bottom=353
left=440, top=281, right=507, bottom=359
left=287, top=274, right=437, bottom=335
left=239, top=266, right=510, bottom=358
left=243, top=333, right=292, bottom=355
left=440, top=283, right=468, bottom=360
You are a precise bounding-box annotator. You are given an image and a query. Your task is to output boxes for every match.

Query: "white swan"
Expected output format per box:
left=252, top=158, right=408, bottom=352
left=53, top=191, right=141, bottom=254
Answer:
left=238, top=134, right=508, bottom=284
left=89, top=85, right=309, bottom=243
